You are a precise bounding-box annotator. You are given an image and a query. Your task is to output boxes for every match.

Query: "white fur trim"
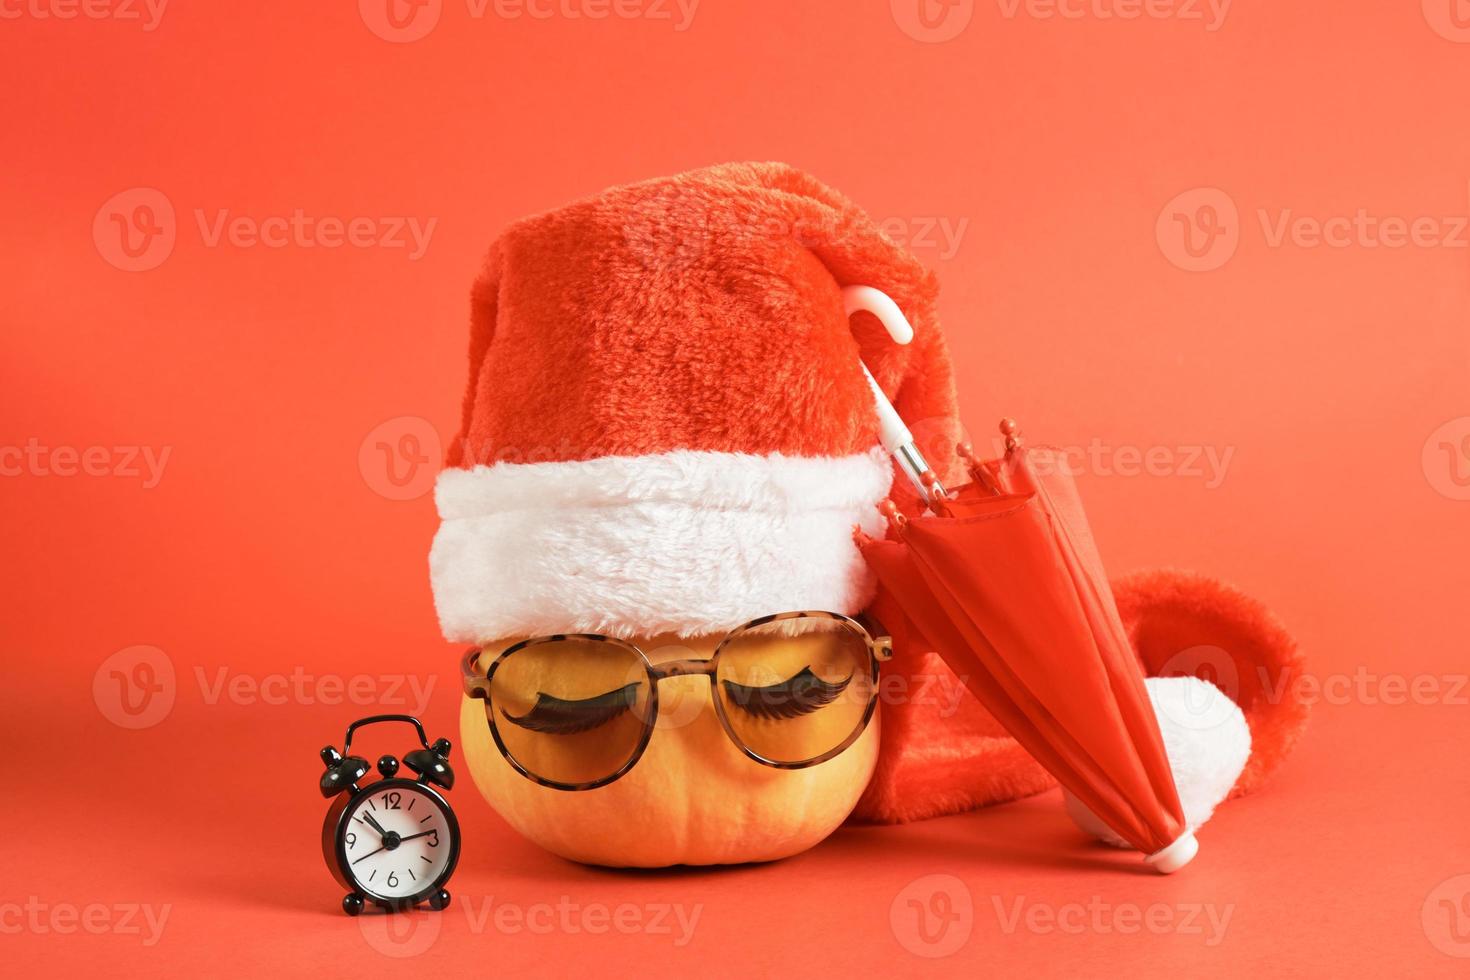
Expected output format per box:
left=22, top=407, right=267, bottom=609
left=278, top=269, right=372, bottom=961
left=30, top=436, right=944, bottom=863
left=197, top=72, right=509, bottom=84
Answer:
left=429, top=447, right=893, bottom=641
left=1063, top=676, right=1252, bottom=848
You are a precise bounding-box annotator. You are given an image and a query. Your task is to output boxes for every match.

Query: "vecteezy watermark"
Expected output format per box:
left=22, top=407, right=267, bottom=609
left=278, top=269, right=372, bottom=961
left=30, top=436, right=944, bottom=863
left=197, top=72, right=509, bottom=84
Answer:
left=93, top=646, right=177, bottom=730
left=359, top=897, right=703, bottom=956
left=93, top=187, right=176, bottom=272
left=890, top=874, right=975, bottom=958
left=876, top=215, right=971, bottom=262
left=890, top=0, right=976, bottom=43
left=1158, top=185, right=1470, bottom=272
left=359, top=0, right=443, bottom=42
left=621, top=195, right=972, bottom=273
left=1423, top=874, right=1470, bottom=958
left=463, top=896, right=701, bottom=945
left=1264, top=668, right=1470, bottom=708
left=194, top=666, right=437, bottom=715
left=93, top=187, right=437, bottom=272
left=876, top=669, right=972, bottom=718
left=359, top=0, right=699, bottom=42
left=0, top=0, right=168, bottom=30
left=358, top=909, right=443, bottom=958
left=0, top=898, right=171, bottom=947
left=890, top=878, right=1231, bottom=955
left=1156, top=187, right=1240, bottom=272
left=1422, top=0, right=1470, bottom=43
left=1004, top=437, right=1236, bottom=489
left=995, top=0, right=1230, bottom=31
left=92, top=646, right=438, bottom=729
left=360, top=416, right=442, bottom=502
left=891, top=0, right=1228, bottom=42
left=1423, top=416, right=1470, bottom=501
left=0, top=439, right=171, bottom=488
left=1150, top=643, right=1468, bottom=726
left=990, top=895, right=1234, bottom=946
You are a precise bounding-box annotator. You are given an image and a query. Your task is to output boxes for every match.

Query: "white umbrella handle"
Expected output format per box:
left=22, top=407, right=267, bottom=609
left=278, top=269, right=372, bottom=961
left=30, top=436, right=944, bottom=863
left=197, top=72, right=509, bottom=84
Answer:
left=843, top=285, right=946, bottom=505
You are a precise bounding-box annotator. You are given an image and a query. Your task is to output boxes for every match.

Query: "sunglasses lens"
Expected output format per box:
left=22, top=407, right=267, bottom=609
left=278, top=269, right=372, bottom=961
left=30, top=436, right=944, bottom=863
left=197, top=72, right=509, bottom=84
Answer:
left=487, top=637, right=653, bottom=788
left=715, top=616, right=875, bottom=766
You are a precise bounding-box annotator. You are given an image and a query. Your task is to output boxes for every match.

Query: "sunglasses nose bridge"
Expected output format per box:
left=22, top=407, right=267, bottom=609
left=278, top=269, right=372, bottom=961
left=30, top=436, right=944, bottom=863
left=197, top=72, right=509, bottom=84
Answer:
left=649, top=658, right=717, bottom=681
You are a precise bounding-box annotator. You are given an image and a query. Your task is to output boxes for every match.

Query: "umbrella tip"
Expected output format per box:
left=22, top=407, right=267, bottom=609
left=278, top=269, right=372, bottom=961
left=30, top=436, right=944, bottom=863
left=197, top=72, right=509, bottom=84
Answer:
left=1145, top=832, right=1199, bottom=874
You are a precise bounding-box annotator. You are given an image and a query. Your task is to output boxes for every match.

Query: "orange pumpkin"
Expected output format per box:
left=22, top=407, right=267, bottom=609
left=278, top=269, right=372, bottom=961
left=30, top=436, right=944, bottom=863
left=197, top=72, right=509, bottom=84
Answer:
left=460, top=632, right=881, bottom=868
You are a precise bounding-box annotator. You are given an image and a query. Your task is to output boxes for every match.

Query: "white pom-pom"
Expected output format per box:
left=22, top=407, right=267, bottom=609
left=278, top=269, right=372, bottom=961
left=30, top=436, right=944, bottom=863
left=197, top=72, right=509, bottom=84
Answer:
left=1063, top=675, right=1252, bottom=848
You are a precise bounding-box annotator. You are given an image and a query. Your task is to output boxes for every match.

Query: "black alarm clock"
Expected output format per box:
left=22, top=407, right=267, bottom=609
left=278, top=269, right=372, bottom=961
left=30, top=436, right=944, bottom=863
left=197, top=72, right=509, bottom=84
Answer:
left=318, top=714, right=460, bottom=916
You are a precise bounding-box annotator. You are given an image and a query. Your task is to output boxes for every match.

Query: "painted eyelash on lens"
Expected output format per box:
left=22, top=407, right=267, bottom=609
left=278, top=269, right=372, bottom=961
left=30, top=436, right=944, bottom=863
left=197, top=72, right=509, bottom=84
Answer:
left=501, top=682, right=640, bottom=735
left=722, top=667, right=852, bottom=721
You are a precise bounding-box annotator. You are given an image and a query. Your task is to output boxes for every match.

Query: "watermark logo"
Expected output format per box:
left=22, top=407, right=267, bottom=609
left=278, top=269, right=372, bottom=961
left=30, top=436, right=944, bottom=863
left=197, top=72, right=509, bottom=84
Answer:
left=460, top=896, right=701, bottom=944
left=1423, top=0, right=1470, bottom=43
left=94, top=187, right=176, bottom=272
left=359, top=416, right=441, bottom=501
left=0, top=898, right=170, bottom=947
left=1271, top=668, right=1469, bottom=708
left=891, top=0, right=975, bottom=43
left=1422, top=874, right=1470, bottom=958
left=481, top=0, right=699, bottom=30
left=991, top=895, right=1233, bottom=945
left=877, top=215, right=971, bottom=262
left=1154, top=644, right=1467, bottom=710
left=622, top=200, right=971, bottom=274
left=359, top=908, right=443, bottom=957
left=358, top=897, right=702, bottom=955
left=194, top=667, right=436, bottom=715
left=0, top=0, right=168, bottom=30
left=1157, top=187, right=1239, bottom=272
left=1423, top=416, right=1470, bottom=501
left=359, top=0, right=443, bottom=41
left=94, top=187, right=437, bottom=271
left=1152, top=645, right=1242, bottom=731
left=995, top=0, right=1230, bottom=30
left=0, top=439, right=171, bottom=488
left=1160, top=184, right=1470, bottom=271
left=891, top=874, right=974, bottom=958
left=1025, top=438, right=1235, bottom=488
left=361, top=0, right=698, bottom=40
left=93, top=645, right=176, bottom=730
left=93, top=647, right=435, bottom=727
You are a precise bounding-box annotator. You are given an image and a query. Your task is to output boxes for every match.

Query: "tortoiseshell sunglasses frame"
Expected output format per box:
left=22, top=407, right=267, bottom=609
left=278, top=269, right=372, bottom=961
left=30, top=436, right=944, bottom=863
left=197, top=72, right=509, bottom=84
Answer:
left=460, top=610, right=893, bottom=792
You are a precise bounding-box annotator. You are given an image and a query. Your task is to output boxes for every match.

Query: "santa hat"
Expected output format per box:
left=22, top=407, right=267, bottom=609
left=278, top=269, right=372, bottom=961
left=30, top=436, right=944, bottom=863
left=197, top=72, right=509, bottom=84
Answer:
left=429, top=162, right=960, bottom=642
left=429, top=162, right=1307, bottom=825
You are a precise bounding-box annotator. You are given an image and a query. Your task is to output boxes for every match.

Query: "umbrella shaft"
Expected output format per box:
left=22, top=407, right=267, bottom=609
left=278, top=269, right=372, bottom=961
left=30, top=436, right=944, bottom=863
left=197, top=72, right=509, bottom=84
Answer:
left=894, top=442, right=946, bottom=503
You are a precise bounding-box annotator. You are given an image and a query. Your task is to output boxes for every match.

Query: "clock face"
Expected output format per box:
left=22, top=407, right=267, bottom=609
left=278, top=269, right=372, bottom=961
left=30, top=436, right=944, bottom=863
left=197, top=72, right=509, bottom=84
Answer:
left=339, top=781, right=456, bottom=902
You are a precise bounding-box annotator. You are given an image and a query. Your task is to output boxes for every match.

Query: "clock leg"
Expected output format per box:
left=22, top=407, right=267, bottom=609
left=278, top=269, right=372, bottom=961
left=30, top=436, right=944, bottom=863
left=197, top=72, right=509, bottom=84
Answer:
left=343, top=892, right=366, bottom=916
left=428, top=889, right=451, bottom=912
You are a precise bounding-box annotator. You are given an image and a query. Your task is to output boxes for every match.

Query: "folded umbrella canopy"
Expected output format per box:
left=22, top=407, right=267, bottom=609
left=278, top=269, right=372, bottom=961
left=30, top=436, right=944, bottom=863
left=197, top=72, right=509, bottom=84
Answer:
left=845, top=288, right=1196, bottom=873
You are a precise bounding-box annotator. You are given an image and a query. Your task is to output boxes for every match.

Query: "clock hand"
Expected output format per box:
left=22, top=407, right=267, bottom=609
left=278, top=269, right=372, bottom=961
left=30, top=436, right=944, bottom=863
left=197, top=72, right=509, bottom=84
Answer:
left=351, top=844, right=386, bottom=865
left=362, top=812, right=390, bottom=839
left=397, top=830, right=438, bottom=843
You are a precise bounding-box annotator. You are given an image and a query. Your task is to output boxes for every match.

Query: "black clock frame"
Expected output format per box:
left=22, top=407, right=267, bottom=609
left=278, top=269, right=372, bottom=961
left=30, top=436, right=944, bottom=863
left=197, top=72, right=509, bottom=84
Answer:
left=318, top=714, right=460, bottom=916
left=323, top=777, right=460, bottom=913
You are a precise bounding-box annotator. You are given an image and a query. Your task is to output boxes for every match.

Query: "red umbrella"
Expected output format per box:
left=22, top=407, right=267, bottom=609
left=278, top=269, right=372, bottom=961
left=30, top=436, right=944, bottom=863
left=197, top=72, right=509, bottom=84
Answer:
left=840, top=285, right=1194, bottom=871
left=858, top=418, right=1196, bottom=872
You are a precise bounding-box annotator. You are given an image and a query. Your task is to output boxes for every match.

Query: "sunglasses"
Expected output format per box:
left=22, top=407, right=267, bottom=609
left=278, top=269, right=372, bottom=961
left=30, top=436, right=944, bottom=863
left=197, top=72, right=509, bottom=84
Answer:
left=461, top=611, right=892, bottom=791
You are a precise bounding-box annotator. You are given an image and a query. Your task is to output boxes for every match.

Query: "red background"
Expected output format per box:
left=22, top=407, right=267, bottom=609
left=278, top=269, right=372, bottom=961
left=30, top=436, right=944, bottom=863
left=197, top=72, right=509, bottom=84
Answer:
left=3, top=1, right=1468, bottom=975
